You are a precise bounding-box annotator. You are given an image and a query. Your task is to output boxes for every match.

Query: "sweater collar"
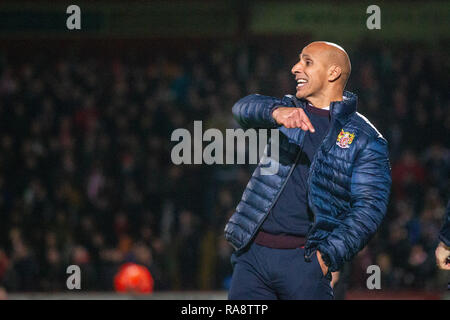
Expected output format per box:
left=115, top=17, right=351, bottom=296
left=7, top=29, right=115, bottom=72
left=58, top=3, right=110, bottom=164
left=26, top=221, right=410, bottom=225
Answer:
left=306, top=103, right=330, bottom=117
left=296, top=91, right=357, bottom=121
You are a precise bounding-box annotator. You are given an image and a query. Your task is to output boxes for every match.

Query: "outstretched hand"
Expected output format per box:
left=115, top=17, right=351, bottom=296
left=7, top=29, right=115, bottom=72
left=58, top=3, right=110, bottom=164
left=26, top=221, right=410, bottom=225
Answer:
left=272, top=107, right=315, bottom=132
left=435, top=242, right=450, bottom=270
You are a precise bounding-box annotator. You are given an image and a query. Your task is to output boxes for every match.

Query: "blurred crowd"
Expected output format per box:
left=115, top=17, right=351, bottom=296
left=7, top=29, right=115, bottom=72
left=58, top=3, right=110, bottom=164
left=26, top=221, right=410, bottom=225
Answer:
left=0, top=40, right=448, bottom=293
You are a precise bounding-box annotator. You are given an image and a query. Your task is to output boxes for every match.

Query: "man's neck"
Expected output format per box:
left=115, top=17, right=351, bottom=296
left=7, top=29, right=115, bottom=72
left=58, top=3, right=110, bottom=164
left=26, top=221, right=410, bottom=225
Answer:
left=307, top=91, right=343, bottom=109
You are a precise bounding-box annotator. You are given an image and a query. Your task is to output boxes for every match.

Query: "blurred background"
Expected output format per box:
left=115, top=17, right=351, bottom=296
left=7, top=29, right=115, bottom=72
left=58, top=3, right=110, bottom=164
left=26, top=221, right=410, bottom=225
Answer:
left=0, top=0, right=449, bottom=299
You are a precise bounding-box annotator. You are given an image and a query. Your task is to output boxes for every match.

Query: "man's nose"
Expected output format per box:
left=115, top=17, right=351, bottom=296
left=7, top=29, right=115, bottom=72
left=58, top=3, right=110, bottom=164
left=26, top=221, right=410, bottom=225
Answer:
left=291, top=62, right=302, bottom=75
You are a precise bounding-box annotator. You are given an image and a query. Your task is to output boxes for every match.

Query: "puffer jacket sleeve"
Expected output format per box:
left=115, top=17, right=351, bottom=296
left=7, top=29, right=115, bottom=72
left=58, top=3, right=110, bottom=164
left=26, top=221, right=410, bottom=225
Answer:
left=232, top=94, right=295, bottom=129
left=232, top=94, right=308, bottom=146
left=439, top=201, right=450, bottom=246
left=317, top=136, right=392, bottom=272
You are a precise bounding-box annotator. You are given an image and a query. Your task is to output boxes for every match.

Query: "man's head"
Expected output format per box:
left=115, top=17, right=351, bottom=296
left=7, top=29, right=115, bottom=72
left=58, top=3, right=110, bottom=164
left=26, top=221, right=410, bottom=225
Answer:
left=291, top=41, right=351, bottom=104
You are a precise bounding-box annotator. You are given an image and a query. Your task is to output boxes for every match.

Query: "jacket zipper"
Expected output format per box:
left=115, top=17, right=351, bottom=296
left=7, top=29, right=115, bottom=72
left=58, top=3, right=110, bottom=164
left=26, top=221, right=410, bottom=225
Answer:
left=304, top=106, right=335, bottom=259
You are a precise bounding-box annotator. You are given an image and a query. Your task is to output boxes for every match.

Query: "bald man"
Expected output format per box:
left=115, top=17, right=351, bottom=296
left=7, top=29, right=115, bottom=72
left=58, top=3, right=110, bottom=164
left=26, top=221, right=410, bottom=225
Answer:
left=225, top=41, right=391, bottom=299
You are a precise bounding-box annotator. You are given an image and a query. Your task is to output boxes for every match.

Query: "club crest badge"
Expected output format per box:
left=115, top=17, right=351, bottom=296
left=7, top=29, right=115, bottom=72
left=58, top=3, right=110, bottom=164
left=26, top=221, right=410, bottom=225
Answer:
left=336, top=130, right=355, bottom=148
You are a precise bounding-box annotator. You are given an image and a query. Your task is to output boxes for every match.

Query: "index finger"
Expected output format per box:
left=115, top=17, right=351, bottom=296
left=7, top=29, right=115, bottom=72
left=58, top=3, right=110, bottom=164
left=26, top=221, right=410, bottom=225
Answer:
left=302, top=118, right=315, bottom=133
left=297, top=109, right=314, bottom=132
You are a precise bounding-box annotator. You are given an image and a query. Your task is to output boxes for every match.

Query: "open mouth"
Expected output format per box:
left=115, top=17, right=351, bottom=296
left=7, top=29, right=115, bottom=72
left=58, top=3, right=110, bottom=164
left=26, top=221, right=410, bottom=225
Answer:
left=296, top=78, right=308, bottom=88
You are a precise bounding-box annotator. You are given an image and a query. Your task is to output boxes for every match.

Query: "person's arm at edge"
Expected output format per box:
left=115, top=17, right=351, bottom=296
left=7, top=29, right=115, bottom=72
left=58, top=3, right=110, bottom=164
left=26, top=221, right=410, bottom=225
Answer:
left=438, top=201, right=450, bottom=247
left=435, top=201, right=450, bottom=270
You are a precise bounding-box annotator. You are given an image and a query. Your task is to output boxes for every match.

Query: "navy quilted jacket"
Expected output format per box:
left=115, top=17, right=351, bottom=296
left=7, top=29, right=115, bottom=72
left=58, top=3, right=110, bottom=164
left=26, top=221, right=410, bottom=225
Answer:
left=224, top=91, right=392, bottom=273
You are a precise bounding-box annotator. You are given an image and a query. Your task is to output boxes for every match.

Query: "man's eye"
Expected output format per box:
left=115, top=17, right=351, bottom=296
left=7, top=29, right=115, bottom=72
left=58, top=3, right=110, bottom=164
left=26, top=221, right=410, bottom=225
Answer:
left=306, top=60, right=312, bottom=66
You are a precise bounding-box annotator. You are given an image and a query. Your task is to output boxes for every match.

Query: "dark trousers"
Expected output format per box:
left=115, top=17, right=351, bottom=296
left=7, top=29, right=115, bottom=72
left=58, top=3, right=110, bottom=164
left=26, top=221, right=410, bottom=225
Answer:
left=228, top=242, right=333, bottom=300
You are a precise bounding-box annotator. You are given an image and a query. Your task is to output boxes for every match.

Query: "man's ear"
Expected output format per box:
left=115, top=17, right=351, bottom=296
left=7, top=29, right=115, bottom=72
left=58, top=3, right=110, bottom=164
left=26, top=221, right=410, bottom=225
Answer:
left=328, top=65, right=342, bottom=82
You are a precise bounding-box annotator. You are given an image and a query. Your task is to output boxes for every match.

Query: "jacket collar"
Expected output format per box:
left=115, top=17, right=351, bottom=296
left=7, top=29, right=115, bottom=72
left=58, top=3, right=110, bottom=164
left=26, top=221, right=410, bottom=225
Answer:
left=330, top=91, right=358, bottom=123
left=323, top=91, right=358, bottom=152
left=285, top=91, right=358, bottom=152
